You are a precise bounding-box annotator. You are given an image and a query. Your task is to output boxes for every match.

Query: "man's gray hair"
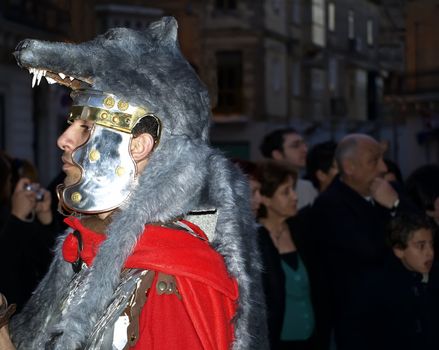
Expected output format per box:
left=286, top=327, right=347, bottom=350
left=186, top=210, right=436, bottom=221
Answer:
left=334, top=135, right=360, bottom=175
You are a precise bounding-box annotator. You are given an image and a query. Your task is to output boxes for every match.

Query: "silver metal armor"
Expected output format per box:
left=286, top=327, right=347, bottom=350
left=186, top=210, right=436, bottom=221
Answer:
left=57, top=89, right=161, bottom=214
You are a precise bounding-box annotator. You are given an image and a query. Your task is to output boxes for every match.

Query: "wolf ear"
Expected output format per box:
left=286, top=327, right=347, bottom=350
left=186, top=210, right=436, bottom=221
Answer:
left=148, top=16, right=178, bottom=45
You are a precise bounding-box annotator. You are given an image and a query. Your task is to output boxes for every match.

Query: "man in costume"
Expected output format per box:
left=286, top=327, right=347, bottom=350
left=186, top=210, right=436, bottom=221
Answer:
left=2, top=17, right=267, bottom=349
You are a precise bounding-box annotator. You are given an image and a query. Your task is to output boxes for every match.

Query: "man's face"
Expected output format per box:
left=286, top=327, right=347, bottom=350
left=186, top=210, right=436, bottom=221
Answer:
left=277, top=132, right=307, bottom=169
left=57, top=119, right=94, bottom=186
left=347, top=138, right=387, bottom=196
left=394, top=228, right=434, bottom=274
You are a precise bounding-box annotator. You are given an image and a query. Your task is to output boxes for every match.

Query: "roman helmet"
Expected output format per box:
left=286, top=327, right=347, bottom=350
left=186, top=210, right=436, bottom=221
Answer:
left=57, top=89, right=161, bottom=214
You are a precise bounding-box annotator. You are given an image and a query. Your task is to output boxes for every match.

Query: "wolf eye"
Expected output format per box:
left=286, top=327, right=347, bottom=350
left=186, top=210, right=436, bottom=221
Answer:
left=103, top=30, right=118, bottom=40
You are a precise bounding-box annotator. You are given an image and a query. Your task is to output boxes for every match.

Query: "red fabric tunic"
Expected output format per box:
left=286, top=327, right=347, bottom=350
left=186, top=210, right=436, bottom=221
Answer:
left=62, top=216, right=238, bottom=350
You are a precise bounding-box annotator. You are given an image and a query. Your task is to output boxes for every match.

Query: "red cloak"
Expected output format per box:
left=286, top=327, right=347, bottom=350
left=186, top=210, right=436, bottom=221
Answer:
left=62, top=216, right=238, bottom=350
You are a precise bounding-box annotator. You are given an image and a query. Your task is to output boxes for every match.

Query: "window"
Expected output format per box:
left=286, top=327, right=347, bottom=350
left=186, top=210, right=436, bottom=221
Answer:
left=292, top=0, right=301, bottom=24
left=272, top=0, right=281, bottom=14
left=215, top=0, right=237, bottom=11
left=215, top=51, right=243, bottom=114
left=328, top=2, right=335, bottom=31
left=291, top=62, right=301, bottom=96
left=272, top=59, right=281, bottom=92
left=312, top=0, right=326, bottom=46
left=328, top=57, right=338, bottom=93
left=367, top=19, right=374, bottom=46
left=311, top=69, right=325, bottom=118
left=311, top=69, right=325, bottom=97
left=348, top=10, right=355, bottom=39
left=0, top=94, right=4, bottom=149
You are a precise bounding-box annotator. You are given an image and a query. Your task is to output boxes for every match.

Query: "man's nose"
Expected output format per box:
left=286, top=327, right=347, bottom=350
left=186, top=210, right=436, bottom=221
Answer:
left=378, top=158, right=387, bottom=174
left=291, top=190, right=298, bottom=202
left=427, top=244, right=434, bottom=258
left=57, top=125, right=73, bottom=151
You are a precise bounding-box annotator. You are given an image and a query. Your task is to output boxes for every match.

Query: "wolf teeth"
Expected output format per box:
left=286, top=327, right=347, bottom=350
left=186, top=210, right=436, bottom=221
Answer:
left=36, top=69, right=44, bottom=86
left=29, top=68, right=47, bottom=88
left=45, top=76, right=56, bottom=84
left=28, top=68, right=75, bottom=87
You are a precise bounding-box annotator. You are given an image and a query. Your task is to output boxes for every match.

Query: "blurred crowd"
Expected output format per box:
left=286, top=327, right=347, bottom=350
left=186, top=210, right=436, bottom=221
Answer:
left=0, top=152, right=63, bottom=312
left=234, top=129, right=439, bottom=350
left=1, top=128, right=439, bottom=350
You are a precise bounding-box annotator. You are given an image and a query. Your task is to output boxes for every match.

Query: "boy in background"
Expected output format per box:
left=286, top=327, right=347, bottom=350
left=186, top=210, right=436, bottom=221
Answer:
left=339, top=213, right=439, bottom=350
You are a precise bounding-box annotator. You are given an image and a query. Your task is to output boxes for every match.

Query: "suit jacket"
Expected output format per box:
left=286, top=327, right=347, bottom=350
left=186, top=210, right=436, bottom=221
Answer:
left=310, top=176, right=413, bottom=318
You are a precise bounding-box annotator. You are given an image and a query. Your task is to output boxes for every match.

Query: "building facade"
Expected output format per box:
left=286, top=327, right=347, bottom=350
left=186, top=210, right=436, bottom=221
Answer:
left=4, top=0, right=433, bottom=184
left=386, top=0, right=439, bottom=174
left=0, top=0, right=84, bottom=185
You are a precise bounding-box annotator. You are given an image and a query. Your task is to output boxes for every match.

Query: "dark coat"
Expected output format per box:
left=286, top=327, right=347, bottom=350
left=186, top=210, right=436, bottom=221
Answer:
left=310, top=177, right=415, bottom=336
left=258, top=220, right=315, bottom=350
left=289, top=205, right=332, bottom=350
left=258, top=224, right=285, bottom=350
left=0, top=213, right=56, bottom=311
left=338, top=255, right=439, bottom=350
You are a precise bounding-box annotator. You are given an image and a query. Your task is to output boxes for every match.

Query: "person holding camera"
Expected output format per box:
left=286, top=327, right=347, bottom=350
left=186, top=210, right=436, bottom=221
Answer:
left=10, top=178, right=52, bottom=225
left=0, top=154, right=56, bottom=312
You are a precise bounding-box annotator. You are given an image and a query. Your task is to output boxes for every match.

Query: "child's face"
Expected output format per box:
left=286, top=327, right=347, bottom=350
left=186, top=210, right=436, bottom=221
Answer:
left=394, top=228, right=434, bottom=274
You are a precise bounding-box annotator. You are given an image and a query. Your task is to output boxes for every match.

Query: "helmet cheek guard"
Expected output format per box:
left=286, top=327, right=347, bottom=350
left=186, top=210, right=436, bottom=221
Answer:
left=60, top=124, right=137, bottom=214
left=58, top=89, right=161, bottom=215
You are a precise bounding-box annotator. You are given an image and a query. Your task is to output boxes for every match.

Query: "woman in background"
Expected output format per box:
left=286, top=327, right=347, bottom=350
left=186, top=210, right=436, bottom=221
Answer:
left=0, top=152, right=55, bottom=311
left=257, top=160, right=314, bottom=350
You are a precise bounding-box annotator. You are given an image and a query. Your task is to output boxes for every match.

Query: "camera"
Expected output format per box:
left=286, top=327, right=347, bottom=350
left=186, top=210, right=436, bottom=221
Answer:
left=25, top=183, right=45, bottom=201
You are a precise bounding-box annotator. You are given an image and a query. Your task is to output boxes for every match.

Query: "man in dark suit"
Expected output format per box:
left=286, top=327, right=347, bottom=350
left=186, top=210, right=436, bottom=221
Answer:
left=311, top=133, right=411, bottom=349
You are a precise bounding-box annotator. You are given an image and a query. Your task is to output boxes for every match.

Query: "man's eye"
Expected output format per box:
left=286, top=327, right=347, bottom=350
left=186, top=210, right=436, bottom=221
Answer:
left=291, top=140, right=305, bottom=148
left=80, top=125, right=92, bottom=131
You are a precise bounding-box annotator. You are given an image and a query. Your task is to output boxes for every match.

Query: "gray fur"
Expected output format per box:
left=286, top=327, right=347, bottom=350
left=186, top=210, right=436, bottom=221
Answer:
left=12, top=17, right=268, bottom=349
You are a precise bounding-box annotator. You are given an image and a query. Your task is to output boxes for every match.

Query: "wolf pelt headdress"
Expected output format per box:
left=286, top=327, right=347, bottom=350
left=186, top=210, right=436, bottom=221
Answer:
left=12, top=17, right=268, bottom=349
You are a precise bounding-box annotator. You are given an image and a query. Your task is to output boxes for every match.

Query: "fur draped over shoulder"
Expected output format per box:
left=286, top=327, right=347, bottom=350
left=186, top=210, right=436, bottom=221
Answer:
left=12, top=16, right=268, bottom=349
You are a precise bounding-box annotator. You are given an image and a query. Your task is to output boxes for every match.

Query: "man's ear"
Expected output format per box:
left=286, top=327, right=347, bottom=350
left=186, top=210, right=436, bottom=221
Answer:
left=342, top=158, right=355, bottom=176
left=272, top=149, right=284, bottom=161
left=393, top=247, right=405, bottom=259
left=130, top=133, right=155, bottom=162
left=316, top=169, right=327, bottom=184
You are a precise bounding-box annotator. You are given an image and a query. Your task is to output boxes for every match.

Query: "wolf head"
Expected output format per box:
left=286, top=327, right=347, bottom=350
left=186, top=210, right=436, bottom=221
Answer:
left=15, top=16, right=212, bottom=215
left=14, top=16, right=210, bottom=142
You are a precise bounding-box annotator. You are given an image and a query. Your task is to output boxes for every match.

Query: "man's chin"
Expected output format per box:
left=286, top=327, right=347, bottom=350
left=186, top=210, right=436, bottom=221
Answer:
left=63, top=176, right=81, bottom=187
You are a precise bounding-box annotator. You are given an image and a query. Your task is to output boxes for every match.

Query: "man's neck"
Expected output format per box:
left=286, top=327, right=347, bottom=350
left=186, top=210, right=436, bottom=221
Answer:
left=339, top=176, right=370, bottom=197
left=81, top=213, right=113, bottom=234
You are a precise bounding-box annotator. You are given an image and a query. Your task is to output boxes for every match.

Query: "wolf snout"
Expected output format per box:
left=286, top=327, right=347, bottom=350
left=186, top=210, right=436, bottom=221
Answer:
left=15, top=39, right=31, bottom=51
left=12, top=39, right=32, bottom=65
left=12, top=39, right=33, bottom=67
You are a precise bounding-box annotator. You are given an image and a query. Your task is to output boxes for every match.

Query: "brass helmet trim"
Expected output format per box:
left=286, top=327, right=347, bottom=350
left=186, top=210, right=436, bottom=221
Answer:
left=69, top=89, right=159, bottom=135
